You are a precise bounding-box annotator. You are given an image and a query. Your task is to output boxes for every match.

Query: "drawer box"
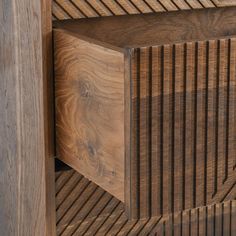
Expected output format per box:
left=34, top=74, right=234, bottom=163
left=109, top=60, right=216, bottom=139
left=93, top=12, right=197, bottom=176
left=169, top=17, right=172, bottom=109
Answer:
left=53, top=7, right=236, bottom=219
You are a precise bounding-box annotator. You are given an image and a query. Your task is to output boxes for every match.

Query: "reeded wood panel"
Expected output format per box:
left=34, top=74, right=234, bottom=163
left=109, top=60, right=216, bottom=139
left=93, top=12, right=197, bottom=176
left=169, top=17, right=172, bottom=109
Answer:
left=151, top=201, right=236, bottom=236
left=52, top=0, right=236, bottom=20
left=56, top=170, right=236, bottom=235
left=127, top=38, right=236, bottom=219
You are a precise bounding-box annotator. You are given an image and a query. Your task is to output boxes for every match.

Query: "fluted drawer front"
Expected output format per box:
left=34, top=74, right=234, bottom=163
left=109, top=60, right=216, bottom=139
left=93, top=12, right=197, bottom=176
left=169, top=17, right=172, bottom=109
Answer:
left=127, top=38, right=236, bottom=218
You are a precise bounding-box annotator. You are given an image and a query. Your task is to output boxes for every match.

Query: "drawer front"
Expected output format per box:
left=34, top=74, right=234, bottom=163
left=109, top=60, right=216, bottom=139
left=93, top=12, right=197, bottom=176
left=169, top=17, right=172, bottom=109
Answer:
left=126, top=38, right=236, bottom=219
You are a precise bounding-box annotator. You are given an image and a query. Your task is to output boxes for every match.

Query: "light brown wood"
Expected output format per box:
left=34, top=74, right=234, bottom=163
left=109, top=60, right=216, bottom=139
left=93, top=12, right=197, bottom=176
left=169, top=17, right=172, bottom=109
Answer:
left=216, top=0, right=236, bottom=6
left=56, top=170, right=236, bottom=235
left=52, top=0, right=236, bottom=233
left=53, top=7, right=236, bottom=48
left=42, top=0, right=57, bottom=235
left=54, top=29, right=125, bottom=201
left=128, top=38, right=236, bottom=219
left=54, top=7, right=236, bottom=220
left=52, top=0, right=236, bottom=20
left=0, top=0, right=49, bottom=235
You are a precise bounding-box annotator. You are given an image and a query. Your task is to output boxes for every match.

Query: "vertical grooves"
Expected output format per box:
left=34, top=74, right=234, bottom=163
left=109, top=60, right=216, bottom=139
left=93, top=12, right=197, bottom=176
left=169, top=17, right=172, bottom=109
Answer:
left=136, top=48, right=141, bottom=219
left=224, top=39, right=231, bottom=183
left=204, top=41, right=210, bottom=205
left=193, top=42, right=199, bottom=207
left=221, top=204, right=224, bottom=236
left=171, top=44, right=176, bottom=213
left=205, top=207, right=208, bottom=236
left=232, top=39, right=236, bottom=171
left=148, top=47, right=153, bottom=217
left=183, top=43, right=187, bottom=210
left=230, top=201, right=232, bottom=236
left=129, top=38, right=235, bottom=218
left=160, top=45, right=165, bottom=215
left=180, top=211, right=183, bottom=235
left=189, top=210, right=191, bottom=235
left=213, top=204, right=216, bottom=236
left=213, top=40, right=221, bottom=197
left=150, top=46, right=160, bottom=217
left=124, top=43, right=226, bottom=218
left=197, top=208, right=200, bottom=236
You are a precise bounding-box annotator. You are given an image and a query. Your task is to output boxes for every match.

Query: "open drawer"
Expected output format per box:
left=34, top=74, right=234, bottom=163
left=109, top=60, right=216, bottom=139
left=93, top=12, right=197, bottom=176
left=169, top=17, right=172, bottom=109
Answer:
left=53, top=6, right=236, bottom=219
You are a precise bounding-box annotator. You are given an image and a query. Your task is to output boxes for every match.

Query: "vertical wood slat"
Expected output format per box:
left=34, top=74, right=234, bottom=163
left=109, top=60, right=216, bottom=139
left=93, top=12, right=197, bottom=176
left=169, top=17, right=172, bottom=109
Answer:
left=206, top=40, right=218, bottom=204
left=174, top=43, right=184, bottom=213
left=139, top=47, right=151, bottom=218
left=183, top=42, right=195, bottom=211
left=128, top=38, right=236, bottom=219
left=162, top=45, right=173, bottom=215
left=195, top=41, right=207, bottom=207
left=151, top=46, right=162, bottom=217
left=42, top=0, right=57, bottom=235
left=0, top=0, right=52, bottom=235
left=229, top=39, right=236, bottom=171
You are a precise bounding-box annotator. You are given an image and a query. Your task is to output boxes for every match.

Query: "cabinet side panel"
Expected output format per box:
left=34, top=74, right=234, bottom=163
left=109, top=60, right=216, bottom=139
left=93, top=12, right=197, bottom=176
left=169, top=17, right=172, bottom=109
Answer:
left=54, top=30, right=125, bottom=201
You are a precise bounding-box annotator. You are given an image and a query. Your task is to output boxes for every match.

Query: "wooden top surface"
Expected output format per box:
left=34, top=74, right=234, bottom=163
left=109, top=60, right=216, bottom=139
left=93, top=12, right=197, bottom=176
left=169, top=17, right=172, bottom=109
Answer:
left=53, top=7, right=236, bottom=49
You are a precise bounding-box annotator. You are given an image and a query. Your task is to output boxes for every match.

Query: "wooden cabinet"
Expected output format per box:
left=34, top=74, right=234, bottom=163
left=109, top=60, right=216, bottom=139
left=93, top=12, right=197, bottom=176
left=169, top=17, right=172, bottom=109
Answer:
left=53, top=7, right=236, bottom=219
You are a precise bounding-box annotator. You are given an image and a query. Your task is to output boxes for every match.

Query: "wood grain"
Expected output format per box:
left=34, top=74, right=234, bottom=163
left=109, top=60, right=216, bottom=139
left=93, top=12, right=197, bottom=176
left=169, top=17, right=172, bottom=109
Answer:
left=0, top=0, right=48, bottom=235
left=53, top=7, right=236, bottom=48
left=52, top=0, right=236, bottom=233
left=54, top=7, right=236, bottom=219
left=56, top=170, right=236, bottom=235
left=128, top=38, right=236, bottom=219
left=42, top=0, right=57, bottom=235
left=54, top=29, right=125, bottom=202
left=52, top=0, right=236, bottom=20
left=216, top=0, right=236, bottom=6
